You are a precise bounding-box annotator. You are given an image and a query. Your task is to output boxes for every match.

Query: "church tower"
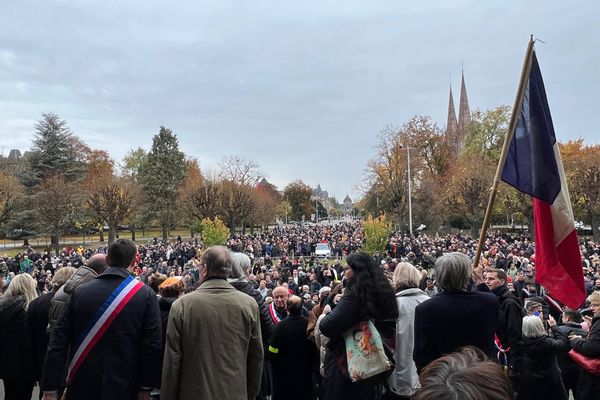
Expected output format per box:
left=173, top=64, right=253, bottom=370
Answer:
left=445, top=70, right=472, bottom=154
left=446, top=85, right=459, bottom=151
left=458, top=70, right=471, bottom=137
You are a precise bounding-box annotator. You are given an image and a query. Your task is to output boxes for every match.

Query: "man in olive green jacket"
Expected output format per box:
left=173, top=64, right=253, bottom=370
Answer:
left=161, top=246, right=263, bottom=400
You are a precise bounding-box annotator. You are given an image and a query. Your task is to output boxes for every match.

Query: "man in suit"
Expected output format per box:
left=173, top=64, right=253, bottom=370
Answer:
left=42, top=239, right=162, bottom=400
left=413, top=252, right=499, bottom=372
left=161, top=246, right=263, bottom=400
left=268, top=295, right=317, bottom=400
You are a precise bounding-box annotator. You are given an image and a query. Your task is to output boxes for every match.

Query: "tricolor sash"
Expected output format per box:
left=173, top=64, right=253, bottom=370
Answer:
left=268, top=303, right=282, bottom=324
left=67, top=275, right=144, bottom=384
left=494, top=334, right=510, bottom=371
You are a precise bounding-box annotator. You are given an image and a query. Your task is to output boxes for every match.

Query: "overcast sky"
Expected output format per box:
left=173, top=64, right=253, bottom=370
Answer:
left=1, top=0, right=598, bottom=200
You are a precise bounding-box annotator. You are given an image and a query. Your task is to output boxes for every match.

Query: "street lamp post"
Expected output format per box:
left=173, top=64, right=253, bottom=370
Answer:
left=399, top=143, right=413, bottom=237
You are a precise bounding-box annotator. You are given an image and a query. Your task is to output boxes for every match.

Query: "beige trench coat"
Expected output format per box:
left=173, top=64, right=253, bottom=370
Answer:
left=161, top=278, right=263, bottom=400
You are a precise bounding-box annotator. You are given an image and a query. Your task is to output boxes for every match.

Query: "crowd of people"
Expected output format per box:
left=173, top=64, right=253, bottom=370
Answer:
left=0, top=222, right=600, bottom=400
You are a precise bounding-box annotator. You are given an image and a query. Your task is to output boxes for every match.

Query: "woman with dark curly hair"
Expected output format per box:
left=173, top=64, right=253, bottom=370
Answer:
left=319, top=251, right=399, bottom=400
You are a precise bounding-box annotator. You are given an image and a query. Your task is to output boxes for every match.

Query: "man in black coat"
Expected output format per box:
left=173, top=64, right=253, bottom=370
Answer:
left=414, top=252, right=499, bottom=372
left=268, top=295, right=318, bottom=400
left=476, top=267, right=524, bottom=394
left=556, top=308, right=586, bottom=398
left=41, top=239, right=162, bottom=400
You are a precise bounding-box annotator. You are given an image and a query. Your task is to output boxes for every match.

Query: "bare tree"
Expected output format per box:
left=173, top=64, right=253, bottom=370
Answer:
left=88, top=178, right=133, bottom=244
left=219, top=180, right=256, bottom=235
left=35, top=174, right=81, bottom=251
left=365, top=125, right=410, bottom=227
left=187, top=180, right=222, bottom=221
left=218, top=155, right=263, bottom=186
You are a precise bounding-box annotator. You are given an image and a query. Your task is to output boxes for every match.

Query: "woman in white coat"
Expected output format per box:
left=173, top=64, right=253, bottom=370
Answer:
left=387, top=262, right=431, bottom=399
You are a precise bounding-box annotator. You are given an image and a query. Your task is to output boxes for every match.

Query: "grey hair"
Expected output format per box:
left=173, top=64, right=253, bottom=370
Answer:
left=392, top=262, right=422, bottom=289
left=522, top=315, right=545, bottom=338
left=228, top=252, right=251, bottom=282
left=435, top=252, right=472, bottom=292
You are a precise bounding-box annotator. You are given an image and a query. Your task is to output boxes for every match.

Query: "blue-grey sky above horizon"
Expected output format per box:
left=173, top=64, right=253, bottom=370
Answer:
left=1, top=1, right=598, bottom=201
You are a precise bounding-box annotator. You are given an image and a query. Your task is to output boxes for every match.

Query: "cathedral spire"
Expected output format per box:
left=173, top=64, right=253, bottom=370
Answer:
left=458, top=70, right=471, bottom=134
left=446, top=84, right=458, bottom=137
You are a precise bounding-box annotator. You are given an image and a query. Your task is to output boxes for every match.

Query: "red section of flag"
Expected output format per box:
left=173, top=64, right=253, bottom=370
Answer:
left=533, top=199, right=585, bottom=309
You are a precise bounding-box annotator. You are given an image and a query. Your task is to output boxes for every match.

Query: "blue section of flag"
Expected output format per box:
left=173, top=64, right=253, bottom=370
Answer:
left=73, top=274, right=134, bottom=351
left=501, top=52, right=561, bottom=204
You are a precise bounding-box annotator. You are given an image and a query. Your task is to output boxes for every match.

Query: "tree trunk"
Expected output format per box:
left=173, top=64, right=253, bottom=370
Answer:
left=470, top=222, right=479, bottom=238
left=250, top=224, right=255, bottom=234
left=229, top=217, right=236, bottom=236
left=51, top=234, right=59, bottom=253
left=108, top=225, right=117, bottom=245
left=131, top=228, right=136, bottom=242
left=190, top=228, right=194, bottom=238
left=527, top=214, right=535, bottom=240
left=591, top=212, right=600, bottom=243
left=162, top=225, right=168, bottom=241
left=99, top=230, right=105, bottom=243
left=23, top=239, right=29, bottom=246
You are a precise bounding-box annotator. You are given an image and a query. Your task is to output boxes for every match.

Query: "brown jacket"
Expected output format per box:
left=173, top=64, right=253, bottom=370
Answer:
left=306, top=303, right=323, bottom=343
left=161, top=278, right=263, bottom=400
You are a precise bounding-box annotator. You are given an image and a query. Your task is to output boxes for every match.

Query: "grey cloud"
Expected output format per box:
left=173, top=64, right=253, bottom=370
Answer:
left=0, top=0, right=599, bottom=200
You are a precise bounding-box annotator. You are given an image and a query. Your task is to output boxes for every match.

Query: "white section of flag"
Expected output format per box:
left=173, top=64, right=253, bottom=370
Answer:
left=550, top=142, right=575, bottom=245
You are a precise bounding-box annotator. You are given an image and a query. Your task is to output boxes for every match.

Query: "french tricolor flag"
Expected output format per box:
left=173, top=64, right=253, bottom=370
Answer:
left=501, top=51, right=585, bottom=310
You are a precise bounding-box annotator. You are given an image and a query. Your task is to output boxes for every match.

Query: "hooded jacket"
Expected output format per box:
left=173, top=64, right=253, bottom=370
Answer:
left=388, top=288, right=430, bottom=397
left=0, top=295, right=35, bottom=380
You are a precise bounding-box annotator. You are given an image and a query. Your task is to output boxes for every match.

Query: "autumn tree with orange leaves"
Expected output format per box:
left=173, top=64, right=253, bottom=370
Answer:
left=561, top=140, right=600, bottom=241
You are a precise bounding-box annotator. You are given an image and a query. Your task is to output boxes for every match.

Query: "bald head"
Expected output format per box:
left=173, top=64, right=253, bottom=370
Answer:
left=273, top=286, right=289, bottom=310
left=287, top=295, right=303, bottom=316
left=273, top=286, right=288, bottom=297
left=87, top=254, right=108, bottom=275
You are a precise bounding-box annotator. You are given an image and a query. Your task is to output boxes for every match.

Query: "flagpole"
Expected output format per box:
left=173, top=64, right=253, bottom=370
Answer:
left=471, top=36, right=536, bottom=270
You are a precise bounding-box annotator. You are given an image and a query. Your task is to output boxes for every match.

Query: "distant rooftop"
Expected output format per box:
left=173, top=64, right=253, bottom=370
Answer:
left=6, top=149, right=22, bottom=160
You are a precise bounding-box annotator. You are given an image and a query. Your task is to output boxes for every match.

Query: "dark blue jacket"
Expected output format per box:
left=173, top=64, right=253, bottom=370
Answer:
left=413, top=289, right=499, bottom=371
left=520, top=326, right=569, bottom=400
left=41, top=267, right=162, bottom=400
